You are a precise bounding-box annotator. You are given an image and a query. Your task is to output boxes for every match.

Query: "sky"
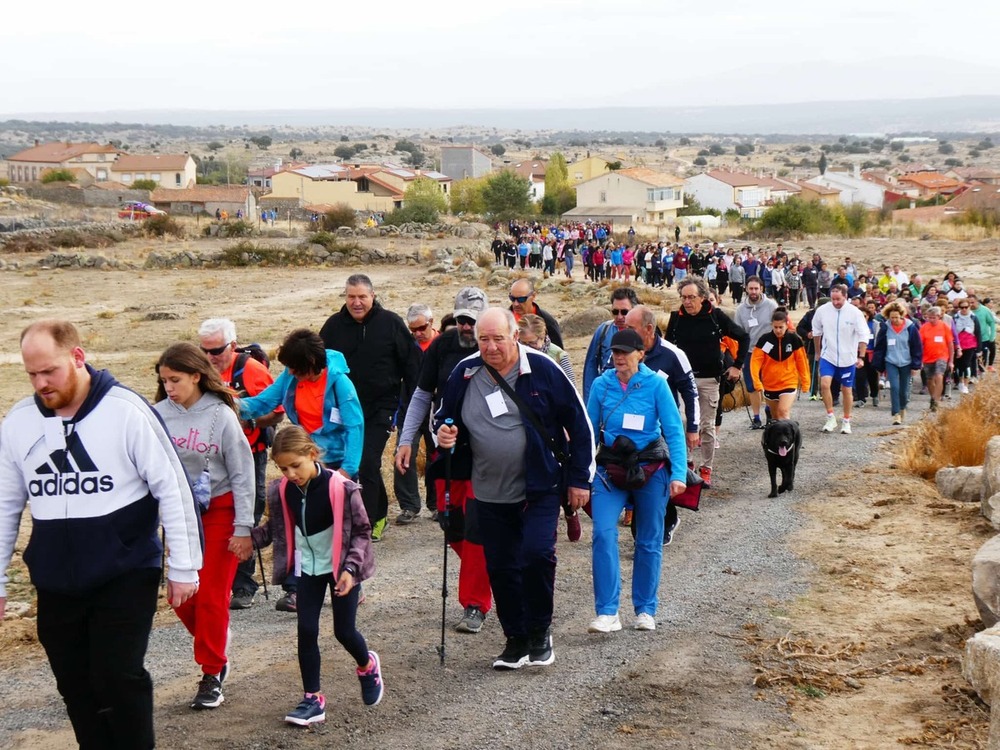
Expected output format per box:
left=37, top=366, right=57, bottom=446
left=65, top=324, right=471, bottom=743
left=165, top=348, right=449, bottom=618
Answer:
left=3, top=0, right=999, bottom=117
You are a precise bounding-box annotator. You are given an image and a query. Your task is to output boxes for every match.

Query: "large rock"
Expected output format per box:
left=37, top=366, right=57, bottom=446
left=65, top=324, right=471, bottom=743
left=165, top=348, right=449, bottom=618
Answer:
left=560, top=307, right=613, bottom=338
left=982, top=437, right=1000, bottom=502
left=974, top=537, right=1000, bottom=628
left=964, top=623, right=1000, bottom=747
left=936, top=466, right=984, bottom=503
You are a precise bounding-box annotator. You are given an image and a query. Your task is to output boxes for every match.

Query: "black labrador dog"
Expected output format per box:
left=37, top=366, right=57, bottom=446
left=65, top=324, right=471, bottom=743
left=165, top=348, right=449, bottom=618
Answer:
left=761, top=419, right=802, bottom=498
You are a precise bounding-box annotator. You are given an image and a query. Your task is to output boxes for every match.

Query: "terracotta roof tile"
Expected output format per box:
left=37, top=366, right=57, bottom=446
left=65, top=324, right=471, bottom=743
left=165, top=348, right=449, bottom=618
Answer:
left=112, top=154, right=192, bottom=171
left=8, top=141, right=118, bottom=162
left=616, top=166, right=683, bottom=187
left=150, top=185, right=250, bottom=203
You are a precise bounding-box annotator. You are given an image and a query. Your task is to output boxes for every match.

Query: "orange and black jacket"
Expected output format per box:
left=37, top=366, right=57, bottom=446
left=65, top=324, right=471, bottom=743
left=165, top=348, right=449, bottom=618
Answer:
left=749, top=331, right=811, bottom=393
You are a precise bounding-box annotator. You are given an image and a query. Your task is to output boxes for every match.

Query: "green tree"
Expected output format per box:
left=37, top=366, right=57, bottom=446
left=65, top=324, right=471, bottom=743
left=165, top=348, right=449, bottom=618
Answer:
left=482, top=171, right=531, bottom=219
left=334, top=144, right=356, bottom=160
left=403, top=177, right=449, bottom=222
left=207, top=141, right=224, bottom=152
left=709, top=143, right=725, bottom=156
left=250, top=135, right=272, bottom=150
left=131, top=179, right=157, bottom=191
left=490, top=143, right=506, bottom=156
left=938, top=142, right=954, bottom=155
left=289, top=147, right=304, bottom=159
left=450, top=177, right=486, bottom=215
left=394, top=139, right=426, bottom=168
left=693, top=156, right=707, bottom=167
left=40, top=169, right=75, bottom=183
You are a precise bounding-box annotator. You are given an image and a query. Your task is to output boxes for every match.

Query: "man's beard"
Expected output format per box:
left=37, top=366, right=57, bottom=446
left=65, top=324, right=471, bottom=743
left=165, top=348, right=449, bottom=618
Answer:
left=458, top=331, right=476, bottom=348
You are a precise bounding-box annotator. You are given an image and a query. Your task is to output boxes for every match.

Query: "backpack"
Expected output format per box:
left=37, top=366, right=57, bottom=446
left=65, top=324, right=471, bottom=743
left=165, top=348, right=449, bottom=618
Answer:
left=231, top=344, right=275, bottom=450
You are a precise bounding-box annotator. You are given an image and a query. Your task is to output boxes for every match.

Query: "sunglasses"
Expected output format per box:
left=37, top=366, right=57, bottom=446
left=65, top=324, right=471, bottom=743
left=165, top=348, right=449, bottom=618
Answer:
left=611, top=309, right=630, bottom=316
left=509, top=294, right=532, bottom=304
left=456, top=316, right=477, bottom=326
left=409, top=323, right=430, bottom=333
left=200, top=342, right=232, bottom=356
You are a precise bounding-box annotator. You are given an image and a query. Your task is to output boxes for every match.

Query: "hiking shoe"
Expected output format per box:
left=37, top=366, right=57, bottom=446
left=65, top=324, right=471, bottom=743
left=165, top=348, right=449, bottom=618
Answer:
left=527, top=630, right=554, bottom=667
left=930, top=400, right=939, bottom=412
left=698, top=465, right=712, bottom=489
left=587, top=613, right=622, bottom=633
left=750, top=419, right=764, bottom=430
left=892, top=414, right=902, bottom=425
left=357, top=651, right=384, bottom=706
left=395, top=509, right=419, bottom=525
left=855, top=399, right=866, bottom=408
left=621, top=509, right=634, bottom=528
left=663, top=516, right=681, bottom=546
left=822, top=414, right=837, bottom=433
left=285, top=694, right=326, bottom=726
left=230, top=590, right=255, bottom=610
left=809, top=394, right=820, bottom=401
left=840, top=419, right=851, bottom=435
left=455, top=606, right=486, bottom=634
left=900, top=409, right=906, bottom=422
left=634, top=613, right=656, bottom=631
left=960, top=383, right=970, bottom=394
left=275, top=592, right=297, bottom=612
left=566, top=511, right=582, bottom=542
left=872, top=397, right=880, bottom=408
left=191, top=674, right=223, bottom=709
left=371, top=517, right=387, bottom=542
left=492, top=637, right=530, bottom=670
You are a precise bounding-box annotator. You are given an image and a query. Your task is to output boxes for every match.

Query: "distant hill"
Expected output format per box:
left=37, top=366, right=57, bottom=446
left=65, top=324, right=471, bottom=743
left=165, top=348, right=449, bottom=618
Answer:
left=5, top=96, right=1000, bottom=135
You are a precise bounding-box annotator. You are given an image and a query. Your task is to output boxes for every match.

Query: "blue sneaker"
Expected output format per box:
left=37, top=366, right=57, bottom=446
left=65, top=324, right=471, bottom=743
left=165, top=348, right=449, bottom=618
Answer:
left=357, top=650, right=384, bottom=706
left=285, top=694, right=326, bottom=726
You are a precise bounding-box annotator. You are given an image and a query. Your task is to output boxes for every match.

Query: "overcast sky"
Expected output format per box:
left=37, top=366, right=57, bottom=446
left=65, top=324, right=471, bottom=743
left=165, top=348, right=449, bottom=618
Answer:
left=3, top=0, right=998, bottom=116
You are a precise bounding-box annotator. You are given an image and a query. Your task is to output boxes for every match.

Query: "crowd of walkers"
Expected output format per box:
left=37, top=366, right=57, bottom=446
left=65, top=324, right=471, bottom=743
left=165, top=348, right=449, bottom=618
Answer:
left=0, top=237, right=995, bottom=745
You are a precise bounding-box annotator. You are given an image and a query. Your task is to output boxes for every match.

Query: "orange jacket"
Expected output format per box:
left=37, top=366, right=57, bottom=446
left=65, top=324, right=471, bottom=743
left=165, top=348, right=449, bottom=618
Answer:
left=750, top=331, right=811, bottom=393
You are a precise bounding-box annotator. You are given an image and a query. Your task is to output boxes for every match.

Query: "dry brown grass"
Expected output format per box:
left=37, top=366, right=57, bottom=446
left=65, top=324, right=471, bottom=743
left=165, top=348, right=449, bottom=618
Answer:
left=899, top=373, right=1000, bottom=478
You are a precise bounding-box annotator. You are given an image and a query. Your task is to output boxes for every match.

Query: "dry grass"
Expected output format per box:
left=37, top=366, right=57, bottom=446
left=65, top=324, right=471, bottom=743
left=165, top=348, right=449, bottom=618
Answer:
left=898, top=373, right=1000, bottom=478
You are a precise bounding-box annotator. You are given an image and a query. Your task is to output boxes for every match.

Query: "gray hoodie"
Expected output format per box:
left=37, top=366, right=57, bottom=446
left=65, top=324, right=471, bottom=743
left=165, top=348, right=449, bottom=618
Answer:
left=154, top=392, right=254, bottom=536
left=735, top=294, right=778, bottom=348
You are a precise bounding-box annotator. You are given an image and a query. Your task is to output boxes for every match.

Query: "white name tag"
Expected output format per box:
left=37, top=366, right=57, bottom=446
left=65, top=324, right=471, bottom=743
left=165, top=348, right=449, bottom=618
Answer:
left=329, top=407, right=342, bottom=424
left=656, top=369, right=669, bottom=381
left=44, top=417, right=66, bottom=452
left=294, top=549, right=302, bottom=577
left=888, top=339, right=897, bottom=346
left=934, top=335, right=944, bottom=343
left=486, top=390, right=509, bottom=418
left=748, top=317, right=758, bottom=328
left=622, top=413, right=645, bottom=431
left=761, top=341, right=774, bottom=353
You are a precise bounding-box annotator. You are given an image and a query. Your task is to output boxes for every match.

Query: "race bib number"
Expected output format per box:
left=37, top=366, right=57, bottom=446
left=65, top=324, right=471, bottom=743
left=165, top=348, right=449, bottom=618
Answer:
left=486, top=390, right=509, bottom=418
left=761, top=342, right=774, bottom=354
left=622, top=413, right=645, bottom=431
left=329, top=407, right=342, bottom=424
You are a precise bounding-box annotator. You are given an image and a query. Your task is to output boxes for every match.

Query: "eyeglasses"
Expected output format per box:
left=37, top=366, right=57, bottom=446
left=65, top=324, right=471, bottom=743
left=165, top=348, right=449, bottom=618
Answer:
left=409, top=323, right=430, bottom=333
left=509, top=294, right=531, bottom=304
left=200, top=342, right=232, bottom=356
left=680, top=294, right=700, bottom=301
left=456, top=316, right=476, bottom=326
left=611, top=309, right=630, bottom=316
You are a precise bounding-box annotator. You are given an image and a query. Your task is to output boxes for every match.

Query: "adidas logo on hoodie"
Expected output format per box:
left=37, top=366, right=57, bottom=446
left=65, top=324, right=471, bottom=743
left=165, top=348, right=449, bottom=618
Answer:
left=28, top=438, right=114, bottom=497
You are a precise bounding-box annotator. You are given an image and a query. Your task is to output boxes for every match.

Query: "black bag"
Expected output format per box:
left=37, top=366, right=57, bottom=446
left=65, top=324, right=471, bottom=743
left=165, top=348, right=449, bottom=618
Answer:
left=596, top=435, right=669, bottom=491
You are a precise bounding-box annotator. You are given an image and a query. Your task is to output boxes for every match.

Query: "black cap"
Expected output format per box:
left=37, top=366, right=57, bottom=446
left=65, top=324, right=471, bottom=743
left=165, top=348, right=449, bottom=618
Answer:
left=610, top=329, right=644, bottom=353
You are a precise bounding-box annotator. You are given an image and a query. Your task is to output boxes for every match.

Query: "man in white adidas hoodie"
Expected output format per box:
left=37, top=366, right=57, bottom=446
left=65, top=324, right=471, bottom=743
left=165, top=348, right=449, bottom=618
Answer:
left=811, top=285, right=871, bottom=434
left=0, top=320, right=203, bottom=750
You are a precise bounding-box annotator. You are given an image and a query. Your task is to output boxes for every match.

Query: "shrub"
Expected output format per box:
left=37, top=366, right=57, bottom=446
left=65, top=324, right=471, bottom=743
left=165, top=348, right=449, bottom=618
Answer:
left=693, top=156, right=707, bottom=167
left=143, top=214, right=185, bottom=238
left=40, top=169, right=76, bottom=183
left=221, top=219, right=254, bottom=238
left=0, top=178, right=10, bottom=187
left=321, top=204, right=357, bottom=230
left=131, top=179, right=157, bottom=191
left=899, top=374, right=1000, bottom=478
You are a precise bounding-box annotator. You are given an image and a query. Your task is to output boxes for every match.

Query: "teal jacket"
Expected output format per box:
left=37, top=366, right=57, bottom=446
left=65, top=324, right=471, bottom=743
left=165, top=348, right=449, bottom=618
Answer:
left=240, top=350, right=364, bottom=475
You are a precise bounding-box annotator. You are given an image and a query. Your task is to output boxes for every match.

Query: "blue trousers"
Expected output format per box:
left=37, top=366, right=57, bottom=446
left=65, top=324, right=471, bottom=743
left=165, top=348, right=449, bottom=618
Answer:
left=591, top=467, right=669, bottom=617
left=885, top=362, right=913, bottom=415
left=476, top=493, right=560, bottom=639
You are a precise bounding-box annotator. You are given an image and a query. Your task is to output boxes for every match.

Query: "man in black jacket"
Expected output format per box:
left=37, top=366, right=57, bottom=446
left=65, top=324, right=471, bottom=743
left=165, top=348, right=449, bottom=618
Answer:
left=508, top=278, right=564, bottom=348
left=665, top=276, right=748, bottom=489
left=320, top=274, right=418, bottom=541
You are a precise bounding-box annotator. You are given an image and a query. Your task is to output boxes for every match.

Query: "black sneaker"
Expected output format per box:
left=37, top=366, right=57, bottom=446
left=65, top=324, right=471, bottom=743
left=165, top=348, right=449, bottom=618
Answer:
left=429, top=509, right=439, bottom=522
left=455, top=605, right=486, bottom=633
left=275, top=591, right=297, bottom=612
left=395, top=509, right=419, bottom=525
left=527, top=630, right=554, bottom=667
left=492, top=636, right=529, bottom=670
left=191, top=674, right=224, bottom=709
left=750, top=419, right=764, bottom=430
left=663, top=516, right=681, bottom=546
left=230, top=590, right=255, bottom=610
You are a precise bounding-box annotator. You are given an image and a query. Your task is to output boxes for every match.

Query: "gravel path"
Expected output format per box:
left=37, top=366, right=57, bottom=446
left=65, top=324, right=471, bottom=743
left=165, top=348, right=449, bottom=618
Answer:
left=0, top=388, right=913, bottom=749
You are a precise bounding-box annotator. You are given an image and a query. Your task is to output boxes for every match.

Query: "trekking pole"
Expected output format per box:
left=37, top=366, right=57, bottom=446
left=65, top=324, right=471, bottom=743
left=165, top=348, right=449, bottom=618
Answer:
left=254, top=538, right=269, bottom=601
left=437, top=419, right=454, bottom=666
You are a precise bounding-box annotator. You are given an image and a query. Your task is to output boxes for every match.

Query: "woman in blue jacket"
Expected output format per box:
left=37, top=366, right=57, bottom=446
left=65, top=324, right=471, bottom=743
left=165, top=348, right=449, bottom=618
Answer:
left=872, top=302, right=923, bottom=425
left=586, top=329, right=687, bottom=634
left=240, top=329, right=364, bottom=477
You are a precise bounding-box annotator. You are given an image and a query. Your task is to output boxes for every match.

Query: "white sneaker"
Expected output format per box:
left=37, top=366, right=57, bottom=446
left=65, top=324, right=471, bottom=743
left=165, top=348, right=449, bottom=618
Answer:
left=840, top=419, right=851, bottom=434
left=959, top=383, right=970, bottom=394
left=634, top=613, right=656, bottom=631
left=587, top=614, right=622, bottom=633
left=822, top=414, right=837, bottom=432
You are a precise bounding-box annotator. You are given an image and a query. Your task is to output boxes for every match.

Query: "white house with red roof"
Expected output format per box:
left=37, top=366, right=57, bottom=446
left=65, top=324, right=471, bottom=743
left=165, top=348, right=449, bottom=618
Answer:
left=110, top=153, right=196, bottom=189
left=6, top=141, right=120, bottom=183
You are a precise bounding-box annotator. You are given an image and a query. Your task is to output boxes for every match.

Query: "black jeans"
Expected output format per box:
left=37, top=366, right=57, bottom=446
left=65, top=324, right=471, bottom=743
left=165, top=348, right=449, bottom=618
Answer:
left=37, top=567, right=160, bottom=750
left=232, top=449, right=268, bottom=595
left=359, top=407, right=394, bottom=526
left=393, top=428, right=422, bottom=514
left=296, top=573, right=368, bottom=693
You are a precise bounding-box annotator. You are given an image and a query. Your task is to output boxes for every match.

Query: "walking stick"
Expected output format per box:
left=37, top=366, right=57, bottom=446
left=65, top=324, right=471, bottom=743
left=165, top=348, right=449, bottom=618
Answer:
left=437, top=419, right=454, bottom=666
left=254, top=538, right=269, bottom=601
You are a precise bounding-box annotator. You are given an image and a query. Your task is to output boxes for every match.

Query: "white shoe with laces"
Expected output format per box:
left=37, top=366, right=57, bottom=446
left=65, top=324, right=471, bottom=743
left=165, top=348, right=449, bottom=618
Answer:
left=634, top=613, right=656, bottom=631
left=841, top=419, right=852, bottom=435
left=587, top=614, right=622, bottom=633
left=822, top=414, right=837, bottom=433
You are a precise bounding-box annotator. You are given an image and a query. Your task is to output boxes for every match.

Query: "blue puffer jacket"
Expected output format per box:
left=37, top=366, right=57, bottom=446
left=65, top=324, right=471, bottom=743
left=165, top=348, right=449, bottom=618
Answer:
left=586, top=363, right=688, bottom=485
left=433, top=345, right=595, bottom=493
left=240, top=350, right=364, bottom=475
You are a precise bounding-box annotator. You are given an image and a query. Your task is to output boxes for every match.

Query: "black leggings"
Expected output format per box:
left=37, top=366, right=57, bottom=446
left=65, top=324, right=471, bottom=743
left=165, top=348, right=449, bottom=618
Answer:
left=957, top=348, right=978, bottom=378
left=297, top=573, right=368, bottom=694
